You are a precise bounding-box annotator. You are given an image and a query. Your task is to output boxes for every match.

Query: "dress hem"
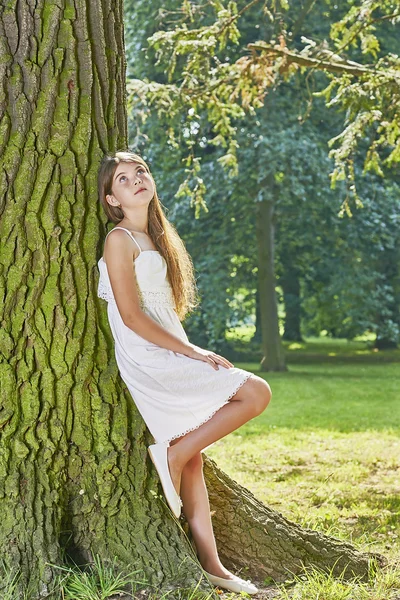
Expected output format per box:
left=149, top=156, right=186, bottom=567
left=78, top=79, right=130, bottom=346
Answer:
left=158, top=371, right=252, bottom=446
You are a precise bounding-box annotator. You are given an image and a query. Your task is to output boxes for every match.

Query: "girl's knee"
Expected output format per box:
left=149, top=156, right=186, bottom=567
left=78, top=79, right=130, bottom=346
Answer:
left=251, top=375, right=272, bottom=415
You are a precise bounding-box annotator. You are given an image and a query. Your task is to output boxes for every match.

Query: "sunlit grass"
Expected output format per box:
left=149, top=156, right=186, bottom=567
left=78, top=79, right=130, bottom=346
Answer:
left=46, top=555, right=148, bottom=599
left=274, top=561, right=400, bottom=600
left=206, top=336, right=400, bottom=597
left=226, top=327, right=400, bottom=363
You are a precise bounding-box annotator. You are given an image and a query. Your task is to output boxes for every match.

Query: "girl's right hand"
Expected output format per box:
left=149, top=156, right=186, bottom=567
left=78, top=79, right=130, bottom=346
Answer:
left=184, top=343, right=234, bottom=371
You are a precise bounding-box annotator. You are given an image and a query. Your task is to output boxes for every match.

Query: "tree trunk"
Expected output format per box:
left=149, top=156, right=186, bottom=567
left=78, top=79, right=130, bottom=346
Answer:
left=281, top=269, right=303, bottom=342
left=0, top=1, right=383, bottom=598
left=255, top=191, right=287, bottom=371
left=0, top=1, right=204, bottom=597
left=252, top=288, right=263, bottom=343
left=373, top=249, right=400, bottom=350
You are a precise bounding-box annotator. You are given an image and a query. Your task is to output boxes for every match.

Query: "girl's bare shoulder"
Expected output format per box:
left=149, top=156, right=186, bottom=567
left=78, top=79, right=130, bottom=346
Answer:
left=103, top=227, right=140, bottom=264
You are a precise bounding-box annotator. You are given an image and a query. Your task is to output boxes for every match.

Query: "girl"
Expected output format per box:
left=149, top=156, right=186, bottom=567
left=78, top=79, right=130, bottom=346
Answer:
left=97, top=150, right=272, bottom=595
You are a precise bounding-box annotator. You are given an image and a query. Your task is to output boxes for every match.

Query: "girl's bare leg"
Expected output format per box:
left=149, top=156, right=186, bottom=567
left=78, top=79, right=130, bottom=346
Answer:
left=168, top=374, right=271, bottom=501
left=164, top=375, right=271, bottom=580
left=177, top=449, right=239, bottom=579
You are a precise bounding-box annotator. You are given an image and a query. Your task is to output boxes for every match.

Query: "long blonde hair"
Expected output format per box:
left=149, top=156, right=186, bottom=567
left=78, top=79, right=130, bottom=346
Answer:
left=98, top=150, right=199, bottom=321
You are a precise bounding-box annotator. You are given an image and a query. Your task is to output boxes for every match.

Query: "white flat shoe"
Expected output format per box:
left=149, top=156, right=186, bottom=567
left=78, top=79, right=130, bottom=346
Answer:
left=203, top=570, right=258, bottom=595
left=148, top=443, right=182, bottom=519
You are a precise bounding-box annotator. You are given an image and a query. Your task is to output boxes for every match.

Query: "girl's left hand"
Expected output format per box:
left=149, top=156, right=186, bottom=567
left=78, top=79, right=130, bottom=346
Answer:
left=184, top=344, right=234, bottom=370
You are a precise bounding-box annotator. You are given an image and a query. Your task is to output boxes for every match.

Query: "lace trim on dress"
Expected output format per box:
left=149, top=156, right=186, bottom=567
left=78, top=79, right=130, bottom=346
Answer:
left=138, top=288, right=175, bottom=309
left=97, top=279, right=115, bottom=303
left=161, top=372, right=252, bottom=445
left=97, top=276, right=176, bottom=309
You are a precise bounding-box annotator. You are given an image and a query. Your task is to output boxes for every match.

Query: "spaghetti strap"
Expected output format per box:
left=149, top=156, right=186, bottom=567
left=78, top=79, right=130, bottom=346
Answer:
left=106, top=226, right=142, bottom=256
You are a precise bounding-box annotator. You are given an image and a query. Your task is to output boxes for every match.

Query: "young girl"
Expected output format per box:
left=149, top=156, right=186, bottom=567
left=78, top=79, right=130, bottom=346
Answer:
left=97, top=150, right=271, bottom=595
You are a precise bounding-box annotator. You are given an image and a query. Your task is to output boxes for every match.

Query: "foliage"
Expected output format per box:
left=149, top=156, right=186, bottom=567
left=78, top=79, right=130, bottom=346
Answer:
left=126, top=0, right=400, bottom=211
left=301, top=176, right=400, bottom=344
left=124, top=0, right=400, bottom=347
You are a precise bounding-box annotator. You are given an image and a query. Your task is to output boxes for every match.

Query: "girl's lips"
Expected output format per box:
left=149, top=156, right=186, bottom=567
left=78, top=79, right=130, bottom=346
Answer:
left=135, top=188, right=146, bottom=194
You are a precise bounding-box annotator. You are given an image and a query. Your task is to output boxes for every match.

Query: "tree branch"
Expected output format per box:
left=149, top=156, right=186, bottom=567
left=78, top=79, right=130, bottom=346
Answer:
left=248, top=42, right=400, bottom=79
left=334, top=11, right=400, bottom=57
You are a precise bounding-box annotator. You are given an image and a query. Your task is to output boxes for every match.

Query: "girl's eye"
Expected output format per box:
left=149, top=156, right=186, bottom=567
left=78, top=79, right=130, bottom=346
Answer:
left=119, top=169, right=145, bottom=182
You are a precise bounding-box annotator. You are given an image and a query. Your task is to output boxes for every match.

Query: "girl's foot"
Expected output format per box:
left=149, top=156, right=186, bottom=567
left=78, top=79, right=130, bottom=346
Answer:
left=200, top=559, right=236, bottom=580
left=201, top=559, right=259, bottom=595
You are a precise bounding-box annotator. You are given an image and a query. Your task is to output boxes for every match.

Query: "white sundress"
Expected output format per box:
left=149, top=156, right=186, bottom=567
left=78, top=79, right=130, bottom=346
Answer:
left=97, top=226, right=252, bottom=447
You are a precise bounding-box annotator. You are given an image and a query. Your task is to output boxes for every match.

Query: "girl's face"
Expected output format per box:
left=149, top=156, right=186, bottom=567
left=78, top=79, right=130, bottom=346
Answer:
left=106, top=161, right=155, bottom=212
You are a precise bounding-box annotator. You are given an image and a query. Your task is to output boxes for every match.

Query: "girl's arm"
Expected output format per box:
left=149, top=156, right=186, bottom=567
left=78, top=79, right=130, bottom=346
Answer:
left=125, top=309, right=193, bottom=355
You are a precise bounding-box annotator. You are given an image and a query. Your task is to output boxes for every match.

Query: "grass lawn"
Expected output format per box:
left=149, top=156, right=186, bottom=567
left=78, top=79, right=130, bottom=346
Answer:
left=206, top=336, right=400, bottom=599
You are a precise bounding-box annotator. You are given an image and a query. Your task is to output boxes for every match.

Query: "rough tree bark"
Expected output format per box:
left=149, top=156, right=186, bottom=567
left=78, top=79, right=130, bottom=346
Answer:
left=0, top=1, right=383, bottom=598
left=0, top=1, right=202, bottom=597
